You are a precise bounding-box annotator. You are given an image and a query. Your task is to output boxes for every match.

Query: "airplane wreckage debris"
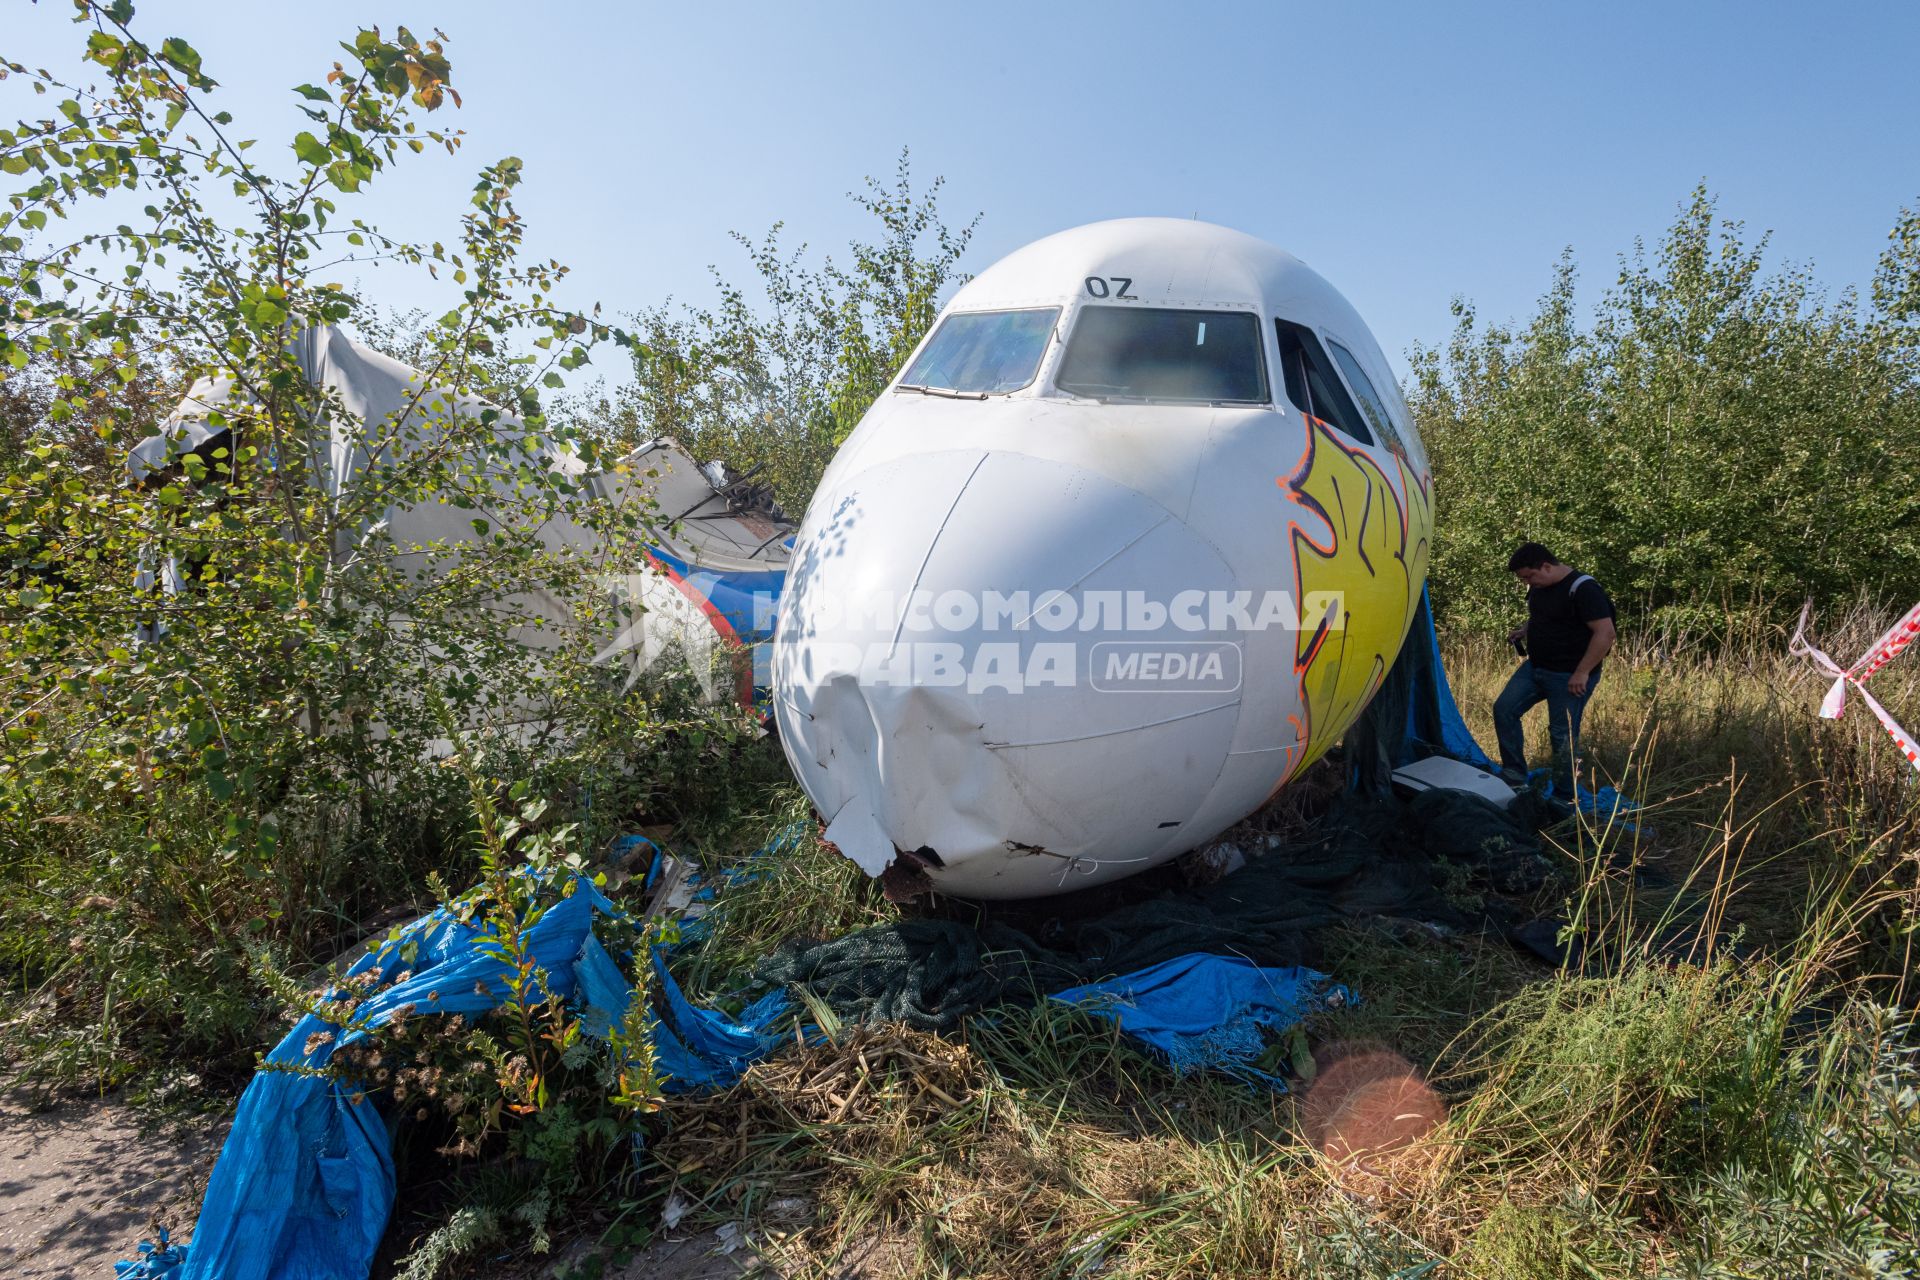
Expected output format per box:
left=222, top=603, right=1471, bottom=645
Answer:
left=129, top=326, right=793, bottom=723
left=775, top=217, right=1456, bottom=899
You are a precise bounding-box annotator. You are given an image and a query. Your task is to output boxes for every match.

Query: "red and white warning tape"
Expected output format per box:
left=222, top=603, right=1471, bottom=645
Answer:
left=1792, top=601, right=1920, bottom=773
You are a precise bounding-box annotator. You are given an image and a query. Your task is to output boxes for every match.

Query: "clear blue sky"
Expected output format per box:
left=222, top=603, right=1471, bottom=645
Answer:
left=7, top=1, right=1918, bottom=380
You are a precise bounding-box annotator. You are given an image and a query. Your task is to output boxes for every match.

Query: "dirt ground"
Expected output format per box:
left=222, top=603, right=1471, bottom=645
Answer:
left=0, top=1090, right=902, bottom=1280
left=0, top=1091, right=227, bottom=1279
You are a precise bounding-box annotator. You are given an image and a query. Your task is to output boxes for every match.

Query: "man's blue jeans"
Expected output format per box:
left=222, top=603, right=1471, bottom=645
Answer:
left=1493, top=663, right=1598, bottom=795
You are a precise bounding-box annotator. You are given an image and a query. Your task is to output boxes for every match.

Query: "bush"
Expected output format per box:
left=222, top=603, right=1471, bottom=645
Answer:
left=0, top=6, right=746, bottom=1089
left=1677, top=1004, right=1920, bottom=1277
left=1411, top=186, right=1920, bottom=641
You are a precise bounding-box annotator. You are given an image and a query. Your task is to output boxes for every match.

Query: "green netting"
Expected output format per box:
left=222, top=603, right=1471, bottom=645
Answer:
left=755, top=787, right=1567, bottom=1032
left=752, top=600, right=1576, bottom=1033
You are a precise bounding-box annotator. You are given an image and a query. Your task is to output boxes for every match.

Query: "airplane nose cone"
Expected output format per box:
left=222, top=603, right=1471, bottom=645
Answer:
left=774, top=448, right=1244, bottom=898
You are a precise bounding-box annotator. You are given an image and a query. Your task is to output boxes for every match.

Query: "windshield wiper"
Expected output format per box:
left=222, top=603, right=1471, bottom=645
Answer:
left=897, top=383, right=988, bottom=401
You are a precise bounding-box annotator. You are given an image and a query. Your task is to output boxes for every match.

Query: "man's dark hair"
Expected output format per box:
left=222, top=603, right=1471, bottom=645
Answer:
left=1508, top=542, right=1559, bottom=571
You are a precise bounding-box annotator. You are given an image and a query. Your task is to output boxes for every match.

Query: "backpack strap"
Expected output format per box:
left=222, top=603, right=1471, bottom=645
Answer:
left=1568, top=574, right=1594, bottom=598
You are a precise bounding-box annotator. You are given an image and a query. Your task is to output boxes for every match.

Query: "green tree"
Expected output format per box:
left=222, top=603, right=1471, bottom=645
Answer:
left=0, top=4, right=721, bottom=1087
left=614, top=149, right=977, bottom=509
left=1411, top=186, right=1920, bottom=641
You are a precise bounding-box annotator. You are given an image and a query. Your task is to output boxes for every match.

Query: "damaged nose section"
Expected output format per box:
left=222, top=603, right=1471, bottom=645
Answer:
left=805, top=672, right=1002, bottom=900
left=774, top=448, right=1245, bottom=899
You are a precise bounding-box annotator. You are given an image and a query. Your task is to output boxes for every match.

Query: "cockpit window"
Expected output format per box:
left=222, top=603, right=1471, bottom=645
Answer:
left=899, top=307, right=1059, bottom=394
left=1327, top=340, right=1409, bottom=457
left=1056, top=307, right=1268, bottom=404
left=1275, top=319, right=1373, bottom=446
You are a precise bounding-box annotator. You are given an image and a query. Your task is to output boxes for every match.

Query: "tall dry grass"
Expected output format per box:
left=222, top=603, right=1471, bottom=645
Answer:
left=1447, top=599, right=1920, bottom=964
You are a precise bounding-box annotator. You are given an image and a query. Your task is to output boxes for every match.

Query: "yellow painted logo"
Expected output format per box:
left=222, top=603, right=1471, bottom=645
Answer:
left=1279, top=417, right=1433, bottom=777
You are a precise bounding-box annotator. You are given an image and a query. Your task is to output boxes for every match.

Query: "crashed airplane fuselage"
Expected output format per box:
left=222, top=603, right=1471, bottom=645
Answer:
left=773, top=218, right=1434, bottom=899
left=128, top=328, right=795, bottom=722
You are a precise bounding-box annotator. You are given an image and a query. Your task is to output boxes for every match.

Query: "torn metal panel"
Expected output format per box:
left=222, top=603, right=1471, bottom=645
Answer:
left=821, top=797, right=896, bottom=878
left=1391, top=755, right=1518, bottom=811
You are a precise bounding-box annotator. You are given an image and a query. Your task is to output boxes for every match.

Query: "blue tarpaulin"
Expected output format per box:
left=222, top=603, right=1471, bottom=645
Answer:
left=1403, top=585, right=1497, bottom=772
left=1531, top=771, right=1642, bottom=825
left=1400, top=585, right=1640, bottom=827
left=128, top=874, right=792, bottom=1280
left=1050, top=954, right=1353, bottom=1085
left=175, top=883, right=611, bottom=1280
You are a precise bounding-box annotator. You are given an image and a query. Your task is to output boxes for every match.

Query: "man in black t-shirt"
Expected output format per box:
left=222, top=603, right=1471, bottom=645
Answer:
left=1493, top=542, right=1617, bottom=796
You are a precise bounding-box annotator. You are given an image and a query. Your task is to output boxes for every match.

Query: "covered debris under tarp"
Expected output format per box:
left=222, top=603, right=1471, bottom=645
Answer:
left=119, top=864, right=800, bottom=1280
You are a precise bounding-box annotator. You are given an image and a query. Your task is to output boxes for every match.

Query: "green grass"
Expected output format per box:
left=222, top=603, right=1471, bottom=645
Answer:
left=670, top=784, right=896, bottom=1001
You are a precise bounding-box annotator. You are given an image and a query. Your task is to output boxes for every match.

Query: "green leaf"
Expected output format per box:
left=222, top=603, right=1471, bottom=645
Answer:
left=293, top=84, right=331, bottom=103
left=1286, top=1027, right=1317, bottom=1082
left=85, top=31, right=126, bottom=69
left=542, top=371, right=564, bottom=389
left=159, top=37, right=207, bottom=85
left=293, top=131, right=329, bottom=167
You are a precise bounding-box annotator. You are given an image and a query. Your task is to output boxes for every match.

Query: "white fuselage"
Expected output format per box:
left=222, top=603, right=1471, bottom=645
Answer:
left=773, top=219, right=1432, bottom=898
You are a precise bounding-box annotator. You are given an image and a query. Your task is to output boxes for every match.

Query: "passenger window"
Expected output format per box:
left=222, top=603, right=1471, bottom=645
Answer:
left=1274, top=319, right=1372, bottom=446
left=1327, top=340, right=1407, bottom=455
